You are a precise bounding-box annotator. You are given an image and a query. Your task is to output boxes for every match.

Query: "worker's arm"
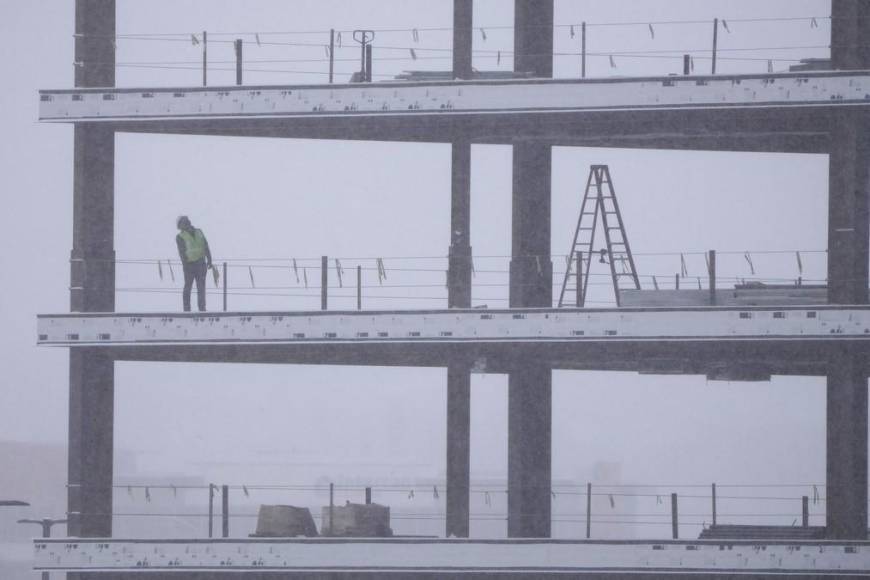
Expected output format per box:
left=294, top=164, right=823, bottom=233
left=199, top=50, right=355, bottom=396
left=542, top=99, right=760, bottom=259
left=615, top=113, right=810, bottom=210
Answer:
left=203, top=235, right=213, bottom=269
left=176, top=235, right=186, bottom=264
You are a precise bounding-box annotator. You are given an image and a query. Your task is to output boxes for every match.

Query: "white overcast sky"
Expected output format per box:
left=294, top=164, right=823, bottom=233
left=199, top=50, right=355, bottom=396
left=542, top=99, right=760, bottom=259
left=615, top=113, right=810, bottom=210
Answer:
left=0, top=0, right=846, bottom=538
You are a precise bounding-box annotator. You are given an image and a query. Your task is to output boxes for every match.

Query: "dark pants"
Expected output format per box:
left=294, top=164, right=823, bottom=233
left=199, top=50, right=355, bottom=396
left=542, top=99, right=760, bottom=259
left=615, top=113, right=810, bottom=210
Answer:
left=182, top=259, right=207, bottom=312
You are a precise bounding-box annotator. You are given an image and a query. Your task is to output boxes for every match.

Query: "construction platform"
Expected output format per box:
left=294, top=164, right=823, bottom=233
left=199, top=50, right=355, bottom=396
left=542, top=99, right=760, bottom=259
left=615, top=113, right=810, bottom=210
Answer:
left=33, top=537, right=870, bottom=576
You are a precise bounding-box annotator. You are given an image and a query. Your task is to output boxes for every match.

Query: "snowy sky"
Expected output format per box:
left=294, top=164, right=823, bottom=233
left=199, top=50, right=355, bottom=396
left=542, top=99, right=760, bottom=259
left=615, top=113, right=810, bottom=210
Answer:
left=0, top=0, right=841, bottom=538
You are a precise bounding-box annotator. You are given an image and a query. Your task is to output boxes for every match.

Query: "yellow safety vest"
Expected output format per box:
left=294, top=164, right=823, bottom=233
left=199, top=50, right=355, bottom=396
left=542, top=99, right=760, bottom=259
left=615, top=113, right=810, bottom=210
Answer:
left=178, top=229, right=207, bottom=262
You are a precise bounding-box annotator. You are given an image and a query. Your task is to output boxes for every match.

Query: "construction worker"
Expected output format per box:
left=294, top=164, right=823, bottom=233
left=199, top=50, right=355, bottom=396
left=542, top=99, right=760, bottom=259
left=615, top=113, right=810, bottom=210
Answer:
left=175, top=215, right=213, bottom=312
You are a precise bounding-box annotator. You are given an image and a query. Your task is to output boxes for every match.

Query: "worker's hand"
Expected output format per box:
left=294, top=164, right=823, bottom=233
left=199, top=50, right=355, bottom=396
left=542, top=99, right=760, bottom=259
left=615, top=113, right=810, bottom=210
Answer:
left=206, top=262, right=213, bottom=270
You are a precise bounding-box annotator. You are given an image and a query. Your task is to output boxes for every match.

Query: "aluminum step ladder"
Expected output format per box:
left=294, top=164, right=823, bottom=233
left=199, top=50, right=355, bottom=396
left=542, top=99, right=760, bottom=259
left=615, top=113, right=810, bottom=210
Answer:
left=558, top=165, right=640, bottom=307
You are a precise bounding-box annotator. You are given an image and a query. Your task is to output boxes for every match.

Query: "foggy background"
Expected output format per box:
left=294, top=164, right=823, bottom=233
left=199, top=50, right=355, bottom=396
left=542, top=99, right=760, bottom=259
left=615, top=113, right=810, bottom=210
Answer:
left=0, top=1, right=842, bottom=572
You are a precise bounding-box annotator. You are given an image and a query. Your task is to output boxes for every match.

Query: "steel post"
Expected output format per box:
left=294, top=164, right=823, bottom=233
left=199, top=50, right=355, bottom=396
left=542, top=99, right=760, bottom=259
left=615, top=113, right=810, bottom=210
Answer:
left=202, top=30, right=207, bottom=86
left=208, top=484, right=214, bottom=538
left=321, top=256, right=328, bottom=310
left=328, top=483, right=334, bottom=536
left=711, top=483, right=717, bottom=526
left=357, top=265, right=362, bottom=310
left=711, top=18, right=718, bottom=75
left=329, top=29, right=335, bottom=84
left=222, top=485, right=229, bottom=538
left=234, top=39, right=243, bottom=85
left=708, top=250, right=716, bottom=305
left=585, top=482, right=591, bottom=538
left=222, top=262, right=227, bottom=311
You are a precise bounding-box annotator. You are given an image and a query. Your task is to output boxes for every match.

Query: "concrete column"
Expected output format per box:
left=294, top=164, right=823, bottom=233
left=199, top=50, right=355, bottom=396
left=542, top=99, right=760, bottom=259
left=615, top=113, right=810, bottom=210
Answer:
left=514, top=0, right=554, bottom=78
left=75, top=0, right=116, bottom=88
left=68, top=348, right=115, bottom=537
left=507, top=143, right=553, bottom=538
left=826, top=345, right=868, bottom=539
left=827, top=113, right=870, bottom=305
left=71, top=124, right=116, bottom=313
left=68, top=0, right=116, bottom=540
left=508, top=363, right=552, bottom=538
left=448, top=141, right=472, bottom=308
left=453, top=0, right=473, bottom=80
left=831, top=0, right=870, bottom=71
left=825, top=114, right=869, bottom=540
left=446, top=365, right=471, bottom=538
left=506, top=1, right=554, bottom=539
left=446, top=141, right=472, bottom=537
left=509, top=143, right=553, bottom=308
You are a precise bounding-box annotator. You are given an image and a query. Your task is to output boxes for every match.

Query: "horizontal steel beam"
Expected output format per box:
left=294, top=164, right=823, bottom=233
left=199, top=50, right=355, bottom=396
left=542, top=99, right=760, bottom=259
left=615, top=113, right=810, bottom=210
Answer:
left=39, top=73, right=856, bottom=151
left=33, top=537, right=870, bottom=574
left=37, top=306, right=870, bottom=347
left=39, top=71, right=870, bottom=124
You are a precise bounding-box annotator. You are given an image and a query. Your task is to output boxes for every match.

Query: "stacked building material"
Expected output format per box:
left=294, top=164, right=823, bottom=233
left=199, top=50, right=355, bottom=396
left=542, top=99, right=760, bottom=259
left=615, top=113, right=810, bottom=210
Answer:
left=252, top=505, right=318, bottom=537
left=321, top=502, right=392, bottom=537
